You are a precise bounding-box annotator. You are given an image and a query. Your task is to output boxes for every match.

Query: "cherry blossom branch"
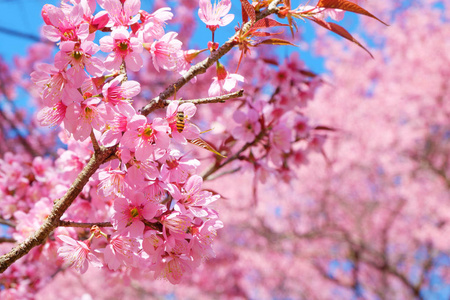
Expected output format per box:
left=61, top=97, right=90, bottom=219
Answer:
left=0, top=107, right=39, bottom=156
left=0, top=0, right=284, bottom=275
left=202, top=123, right=267, bottom=180
left=0, top=218, right=15, bottom=227
left=0, top=26, right=42, bottom=42
left=143, top=89, right=244, bottom=115
left=139, top=0, right=282, bottom=116
left=0, top=145, right=116, bottom=273
left=180, top=89, right=244, bottom=104
left=90, top=131, right=100, bottom=152
left=0, top=237, right=15, bottom=243
left=58, top=220, right=113, bottom=228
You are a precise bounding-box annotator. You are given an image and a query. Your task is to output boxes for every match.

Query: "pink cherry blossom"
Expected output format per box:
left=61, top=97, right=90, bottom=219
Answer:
left=99, top=102, right=137, bottom=147
left=100, top=27, right=143, bottom=72
left=101, top=0, right=141, bottom=28
left=111, top=190, right=158, bottom=237
left=97, top=166, right=127, bottom=196
left=147, top=32, right=183, bottom=72
left=65, top=97, right=105, bottom=141
left=138, top=7, right=173, bottom=41
left=159, top=150, right=200, bottom=184
left=208, top=63, right=244, bottom=97
left=102, top=74, right=141, bottom=106
left=54, top=41, right=105, bottom=88
left=120, top=116, right=170, bottom=161
left=31, top=63, right=81, bottom=106
left=42, top=4, right=89, bottom=42
left=57, top=235, right=102, bottom=274
left=37, top=101, right=68, bottom=127
left=231, top=108, right=261, bottom=143
left=102, top=233, right=140, bottom=270
left=198, top=0, right=234, bottom=31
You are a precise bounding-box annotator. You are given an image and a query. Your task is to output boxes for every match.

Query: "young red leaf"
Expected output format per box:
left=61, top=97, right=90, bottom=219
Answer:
left=252, top=30, right=284, bottom=37
left=309, top=17, right=374, bottom=58
left=240, top=0, right=256, bottom=23
left=317, top=0, right=389, bottom=26
left=299, top=69, right=318, bottom=78
left=255, top=38, right=297, bottom=47
left=253, top=18, right=289, bottom=30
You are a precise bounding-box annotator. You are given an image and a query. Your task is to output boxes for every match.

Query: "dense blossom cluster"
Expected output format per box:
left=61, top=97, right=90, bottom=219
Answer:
left=0, top=0, right=410, bottom=298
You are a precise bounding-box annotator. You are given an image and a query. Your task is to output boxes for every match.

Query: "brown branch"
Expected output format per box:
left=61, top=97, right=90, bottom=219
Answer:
left=0, top=146, right=116, bottom=273
left=139, top=0, right=282, bottom=116
left=142, top=89, right=244, bottom=115
left=58, top=220, right=113, bottom=228
left=0, top=218, right=15, bottom=227
left=90, top=131, right=100, bottom=152
left=0, top=237, right=15, bottom=243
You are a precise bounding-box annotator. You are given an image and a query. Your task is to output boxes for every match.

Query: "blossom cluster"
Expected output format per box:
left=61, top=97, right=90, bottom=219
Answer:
left=1, top=0, right=334, bottom=295
left=24, top=0, right=232, bottom=285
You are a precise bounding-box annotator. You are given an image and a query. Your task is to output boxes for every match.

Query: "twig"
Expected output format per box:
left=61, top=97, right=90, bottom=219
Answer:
left=143, top=89, right=244, bottom=114
left=0, top=237, right=15, bottom=243
left=58, top=220, right=113, bottom=228
left=0, top=26, right=41, bottom=42
left=0, top=218, right=15, bottom=227
left=90, top=131, right=100, bottom=152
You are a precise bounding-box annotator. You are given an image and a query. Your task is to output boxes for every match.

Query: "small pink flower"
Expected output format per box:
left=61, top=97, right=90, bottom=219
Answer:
left=147, top=32, right=183, bottom=72
left=198, top=0, right=234, bottom=31
left=57, top=235, right=102, bottom=274
left=37, top=101, right=68, bottom=127
left=232, top=109, right=261, bottom=143
left=166, top=102, right=200, bottom=144
left=111, top=190, right=158, bottom=237
left=100, top=103, right=137, bottom=147
left=42, top=4, right=89, bottom=42
left=208, top=63, right=244, bottom=97
left=54, top=41, right=105, bottom=88
left=138, top=7, right=173, bottom=41
left=100, top=28, right=143, bottom=72
left=159, top=149, right=200, bottom=184
left=101, top=0, right=141, bottom=28
left=155, top=254, right=193, bottom=284
left=120, top=116, right=170, bottom=161
left=176, top=175, right=219, bottom=218
left=65, top=97, right=105, bottom=141
left=102, top=74, right=141, bottom=106
left=102, top=233, right=139, bottom=270
left=98, top=166, right=127, bottom=196
left=31, top=63, right=81, bottom=106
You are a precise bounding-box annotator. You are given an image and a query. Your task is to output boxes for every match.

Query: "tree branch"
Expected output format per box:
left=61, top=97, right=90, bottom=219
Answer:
left=58, top=220, right=113, bottom=228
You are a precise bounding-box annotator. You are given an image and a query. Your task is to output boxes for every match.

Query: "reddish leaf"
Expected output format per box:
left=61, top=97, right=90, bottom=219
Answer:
left=252, top=30, right=284, bottom=37
left=240, top=0, right=256, bottom=23
left=317, top=0, right=388, bottom=26
left=255, top=38, right=297, bottom=47
left=314, top=125, right=336, bottom=131
left=309, top=17, right=374, bottom=58
left=253, top=18, right=288, bottom=30
left=261, top=58, right=279, bottom=66
left=299, top=69, right=318, bottom=78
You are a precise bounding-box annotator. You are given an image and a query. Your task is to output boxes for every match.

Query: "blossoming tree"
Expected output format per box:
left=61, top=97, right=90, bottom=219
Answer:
left=6, top=0, right=445, bottom=299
